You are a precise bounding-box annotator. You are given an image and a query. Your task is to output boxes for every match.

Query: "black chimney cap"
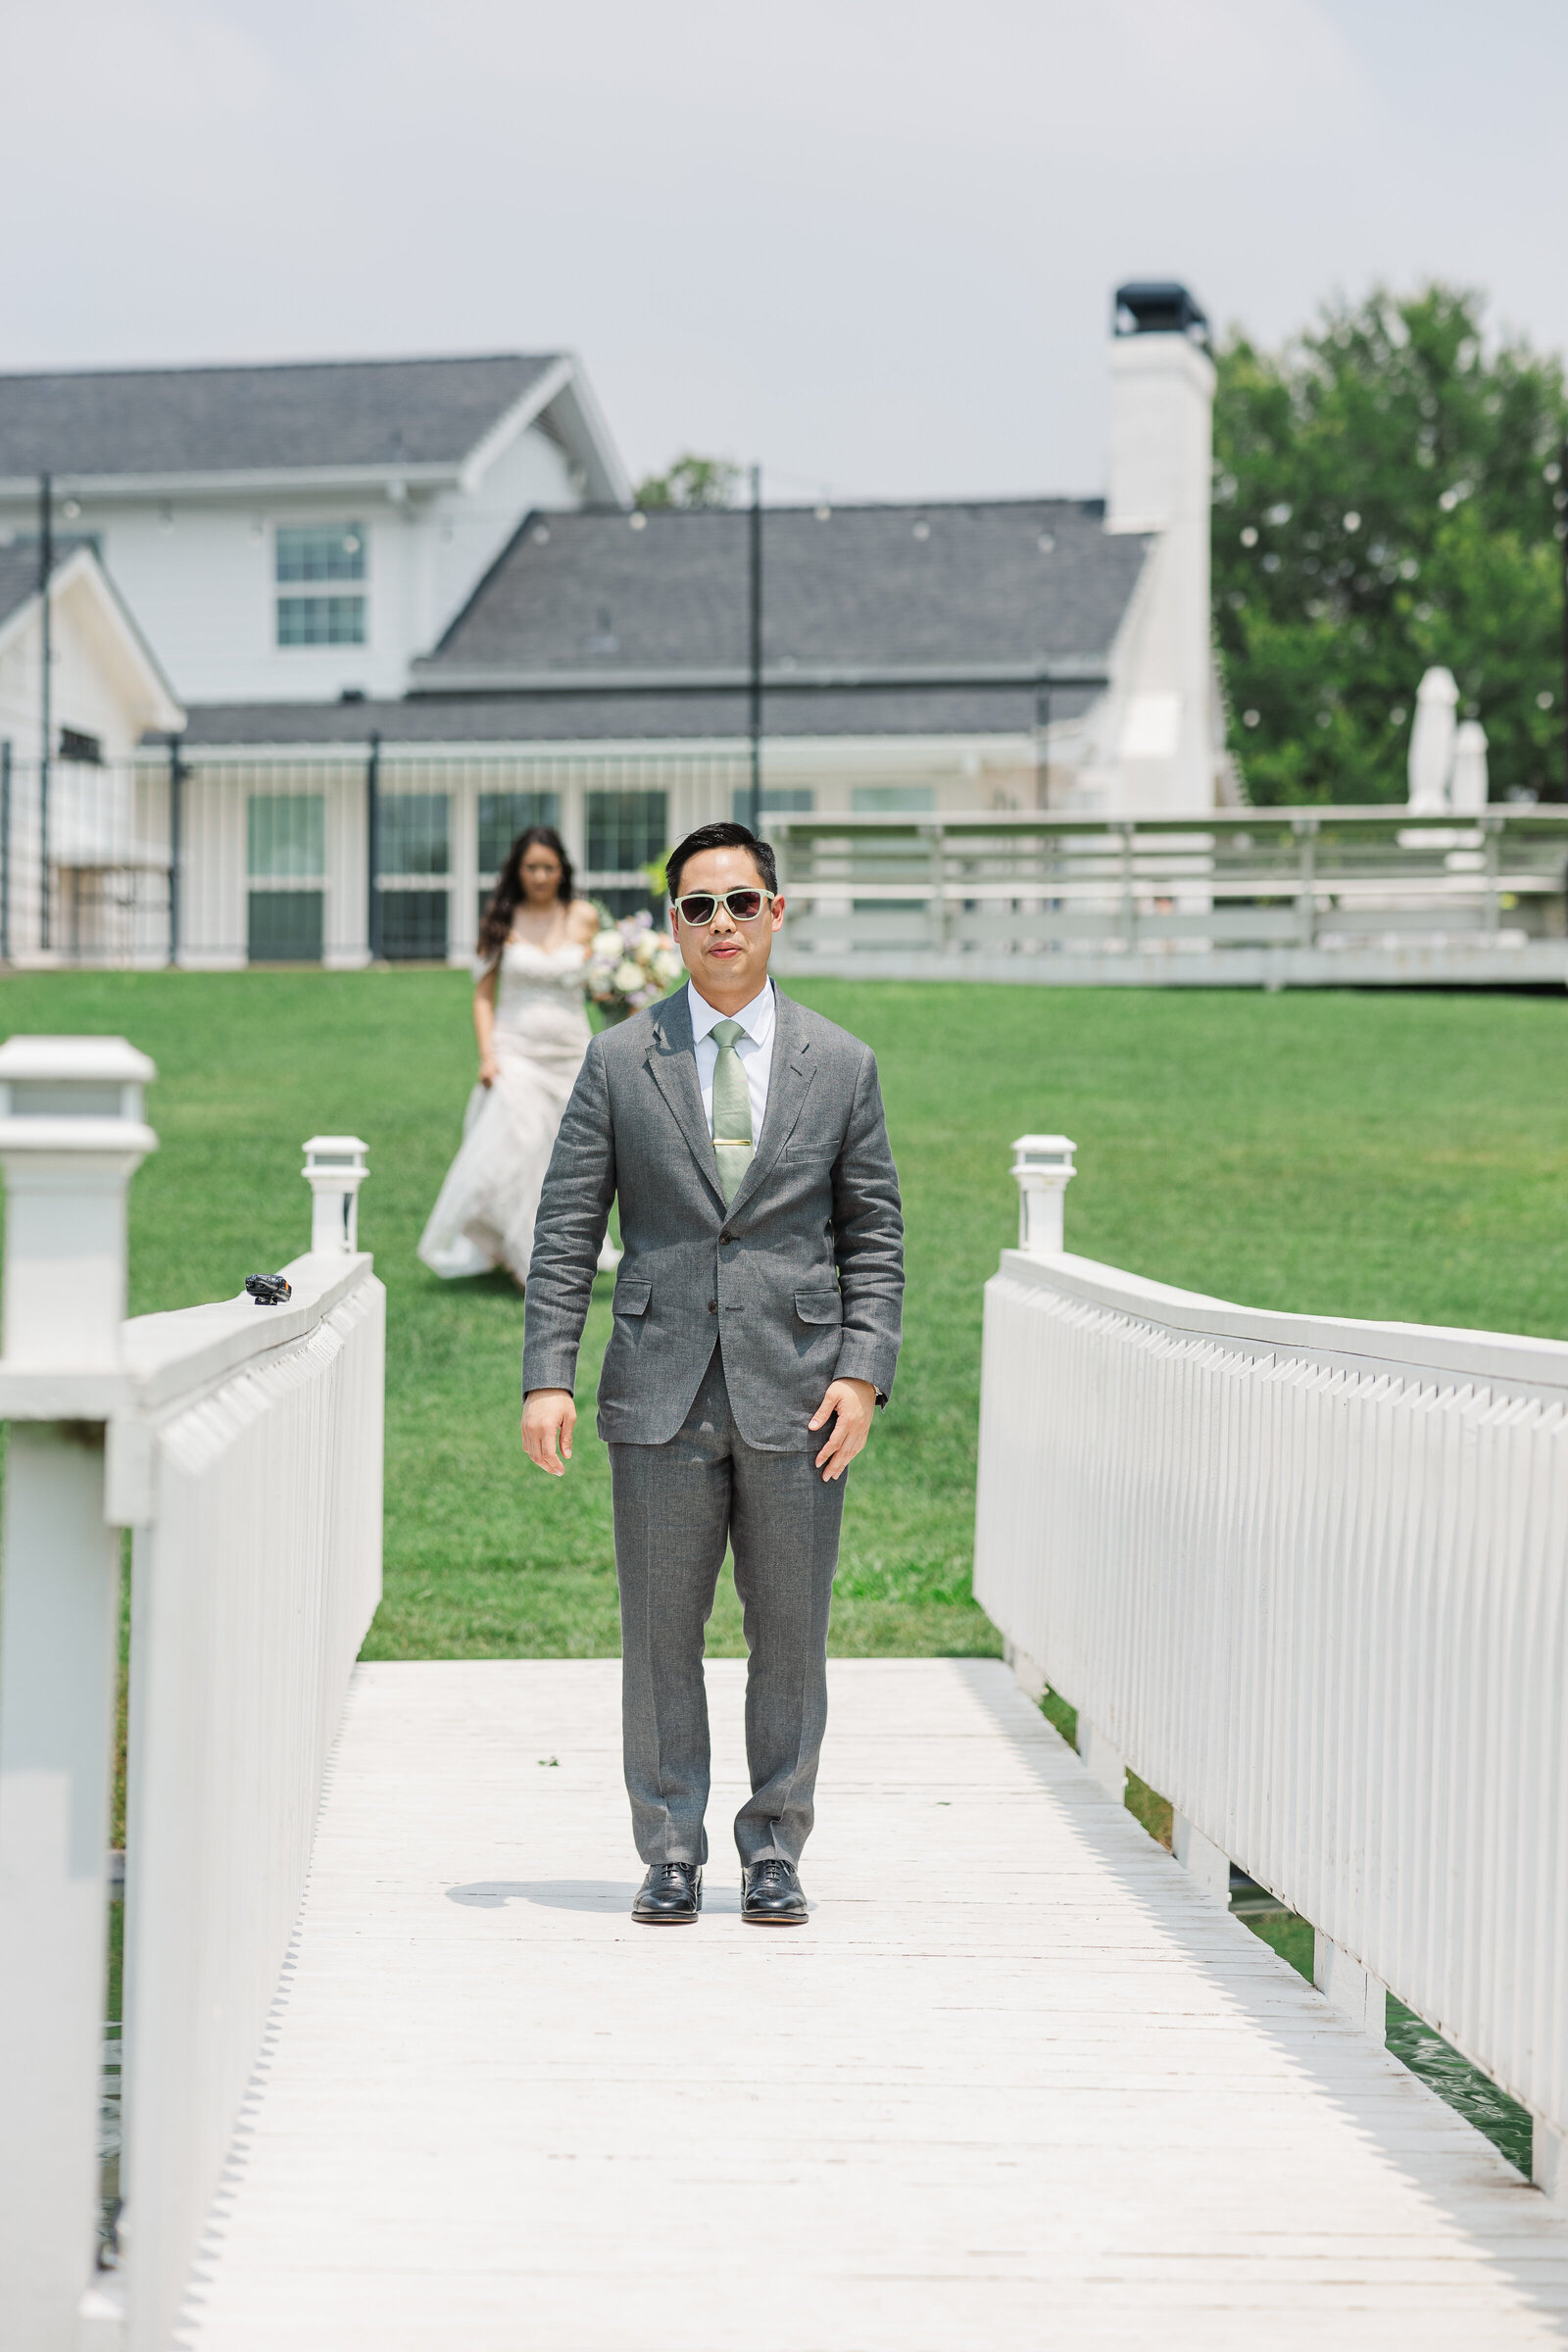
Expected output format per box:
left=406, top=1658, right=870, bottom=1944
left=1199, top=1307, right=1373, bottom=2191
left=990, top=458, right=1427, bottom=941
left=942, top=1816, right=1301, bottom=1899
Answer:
left=1113, top=282, right=1209, bottom=341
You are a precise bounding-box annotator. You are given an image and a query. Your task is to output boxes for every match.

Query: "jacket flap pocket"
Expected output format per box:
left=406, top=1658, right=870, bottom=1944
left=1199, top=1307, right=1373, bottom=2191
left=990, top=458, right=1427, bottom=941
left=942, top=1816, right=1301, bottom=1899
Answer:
left=612, top=1280, right=652, bottom=1316
left=794, top=1288, right=843, bottom=1325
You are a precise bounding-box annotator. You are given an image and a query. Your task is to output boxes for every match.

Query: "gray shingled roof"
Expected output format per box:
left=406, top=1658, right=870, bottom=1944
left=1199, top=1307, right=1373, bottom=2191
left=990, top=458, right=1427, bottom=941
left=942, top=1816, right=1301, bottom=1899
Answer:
left=0, top=537, right=100, bottom=630
left=170, top=498, right=1145, bottom=748
left=0, top=355, right=564, bottom=480
left=175, top=680, right=1104, bottom=749
left=0, top=541, right=44, bottom=630
left=419, top=499, right=1147, bottom=683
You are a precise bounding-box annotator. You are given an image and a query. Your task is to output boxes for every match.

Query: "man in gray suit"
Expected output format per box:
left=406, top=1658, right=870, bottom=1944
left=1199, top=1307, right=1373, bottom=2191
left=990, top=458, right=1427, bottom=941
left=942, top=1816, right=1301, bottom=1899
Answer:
left=520, top=821, right=904, bottom=1927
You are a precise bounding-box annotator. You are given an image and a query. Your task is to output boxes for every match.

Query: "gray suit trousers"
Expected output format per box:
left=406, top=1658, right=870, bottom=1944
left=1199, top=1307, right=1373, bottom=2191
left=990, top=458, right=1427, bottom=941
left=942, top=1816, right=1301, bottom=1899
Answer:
left=610, top=1343, right=845, bottom=1869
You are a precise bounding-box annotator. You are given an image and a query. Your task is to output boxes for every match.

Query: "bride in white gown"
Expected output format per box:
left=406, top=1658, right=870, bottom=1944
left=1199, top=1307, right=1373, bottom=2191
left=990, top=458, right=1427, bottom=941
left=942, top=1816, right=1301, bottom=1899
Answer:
left=417, top=826, right=615, bottom=1287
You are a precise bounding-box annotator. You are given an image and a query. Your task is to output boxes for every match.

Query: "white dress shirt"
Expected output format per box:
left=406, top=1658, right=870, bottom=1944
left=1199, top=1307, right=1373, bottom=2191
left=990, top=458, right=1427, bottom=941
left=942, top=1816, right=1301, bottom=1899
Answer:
left=687, top=978, right=775, bottom=1145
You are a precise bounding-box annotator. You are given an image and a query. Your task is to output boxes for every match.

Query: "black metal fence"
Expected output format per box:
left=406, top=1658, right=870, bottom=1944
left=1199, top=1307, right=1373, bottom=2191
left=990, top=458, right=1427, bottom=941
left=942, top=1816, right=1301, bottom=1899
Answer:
left=0, top=747, right=743, bottom=968
left=4, top=740, right=1562, bottom=979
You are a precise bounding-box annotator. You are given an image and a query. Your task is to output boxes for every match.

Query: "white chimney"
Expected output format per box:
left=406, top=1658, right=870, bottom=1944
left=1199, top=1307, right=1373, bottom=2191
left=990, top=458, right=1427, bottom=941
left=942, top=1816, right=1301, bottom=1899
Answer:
left=1107, top=283, right=1216, bottom=536
left=1105, top=283, right=1217, bottom=817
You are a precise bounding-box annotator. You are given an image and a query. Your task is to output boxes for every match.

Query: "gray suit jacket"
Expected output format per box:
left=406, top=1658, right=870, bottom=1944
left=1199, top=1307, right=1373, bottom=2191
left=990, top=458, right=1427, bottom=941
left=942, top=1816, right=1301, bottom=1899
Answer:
left=521, top=984, right=904, bottom=1449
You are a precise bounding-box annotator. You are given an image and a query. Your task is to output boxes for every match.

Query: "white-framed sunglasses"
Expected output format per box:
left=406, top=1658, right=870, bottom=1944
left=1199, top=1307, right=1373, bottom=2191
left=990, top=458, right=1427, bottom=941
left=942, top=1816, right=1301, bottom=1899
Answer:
left=672, top=887, right=777, bottom=927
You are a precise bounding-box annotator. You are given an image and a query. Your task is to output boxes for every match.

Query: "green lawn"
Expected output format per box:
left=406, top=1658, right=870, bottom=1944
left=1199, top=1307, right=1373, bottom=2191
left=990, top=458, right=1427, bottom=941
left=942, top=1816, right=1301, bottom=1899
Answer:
left=7, top=971, right=1567, bottom=1663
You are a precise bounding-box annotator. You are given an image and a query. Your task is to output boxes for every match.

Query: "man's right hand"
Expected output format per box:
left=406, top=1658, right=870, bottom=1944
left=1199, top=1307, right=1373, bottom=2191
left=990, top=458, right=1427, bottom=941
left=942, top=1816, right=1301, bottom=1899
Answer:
left=521, top=1389, right=575, bottom=1475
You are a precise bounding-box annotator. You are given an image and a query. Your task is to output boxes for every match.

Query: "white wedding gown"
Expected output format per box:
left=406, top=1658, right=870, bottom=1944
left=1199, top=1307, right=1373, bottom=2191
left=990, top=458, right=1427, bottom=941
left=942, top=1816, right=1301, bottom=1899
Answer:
left=417, top=939, right=616, bottom=1286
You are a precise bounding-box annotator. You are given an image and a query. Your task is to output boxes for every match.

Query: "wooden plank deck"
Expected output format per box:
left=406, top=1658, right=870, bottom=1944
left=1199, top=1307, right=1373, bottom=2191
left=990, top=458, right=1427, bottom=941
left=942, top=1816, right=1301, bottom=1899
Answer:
left=180, top=1659, right=1568, bottom=2349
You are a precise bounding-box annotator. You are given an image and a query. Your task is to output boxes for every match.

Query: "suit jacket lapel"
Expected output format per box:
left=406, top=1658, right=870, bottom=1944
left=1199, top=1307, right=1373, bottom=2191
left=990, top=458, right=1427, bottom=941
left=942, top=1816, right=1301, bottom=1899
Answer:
left=724, top=988, right=814, bottom=1221
left=644, top=989, right=725, bottom=1206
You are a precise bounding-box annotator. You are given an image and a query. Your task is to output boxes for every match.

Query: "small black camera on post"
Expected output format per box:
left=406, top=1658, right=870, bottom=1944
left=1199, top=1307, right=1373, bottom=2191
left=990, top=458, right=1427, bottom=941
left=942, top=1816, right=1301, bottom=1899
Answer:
left=245, top=1274, right=293, bottom=1306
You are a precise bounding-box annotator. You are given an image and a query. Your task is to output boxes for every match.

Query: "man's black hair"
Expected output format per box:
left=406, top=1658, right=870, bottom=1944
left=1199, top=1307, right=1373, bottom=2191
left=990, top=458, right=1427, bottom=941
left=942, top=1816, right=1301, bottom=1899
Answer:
left=665, top=820, right=778, bottom=903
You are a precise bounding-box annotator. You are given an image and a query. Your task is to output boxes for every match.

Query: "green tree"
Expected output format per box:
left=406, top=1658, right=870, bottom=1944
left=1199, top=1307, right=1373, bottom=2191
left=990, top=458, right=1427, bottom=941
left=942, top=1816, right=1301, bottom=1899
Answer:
left=1213, top=284, right=1568, bottom=805
left=633, top=453, right=742, bottom=510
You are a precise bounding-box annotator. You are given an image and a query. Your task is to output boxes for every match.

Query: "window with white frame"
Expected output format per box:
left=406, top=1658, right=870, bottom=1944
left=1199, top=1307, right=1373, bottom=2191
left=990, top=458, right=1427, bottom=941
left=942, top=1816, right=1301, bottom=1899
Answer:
left=247, top=794, right=325, bottom=962
left=276, top=523, right=367, bottom=648
left=375, top=793, right=451, bottom=961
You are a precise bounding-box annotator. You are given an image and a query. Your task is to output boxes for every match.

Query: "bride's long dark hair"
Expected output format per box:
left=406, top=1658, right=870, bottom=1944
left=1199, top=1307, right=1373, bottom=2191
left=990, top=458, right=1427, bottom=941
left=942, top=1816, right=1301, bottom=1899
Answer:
left=478, top=826, right=577, bottom=958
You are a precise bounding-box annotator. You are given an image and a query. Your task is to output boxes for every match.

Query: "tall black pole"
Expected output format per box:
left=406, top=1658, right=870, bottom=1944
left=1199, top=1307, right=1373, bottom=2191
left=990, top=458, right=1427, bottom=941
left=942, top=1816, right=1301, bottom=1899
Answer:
left=167, top=738, right=182, bottom=967
left=367, top=732, right=382, bottom=960
left=748, top=465, right=762, bottom=837
left=38, top=473, right=52, bottom=951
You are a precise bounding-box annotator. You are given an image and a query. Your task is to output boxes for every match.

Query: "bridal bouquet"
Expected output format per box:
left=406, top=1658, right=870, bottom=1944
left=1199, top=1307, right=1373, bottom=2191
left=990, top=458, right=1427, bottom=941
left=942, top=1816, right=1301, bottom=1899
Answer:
left=585, top=908, right=683, bottom=1021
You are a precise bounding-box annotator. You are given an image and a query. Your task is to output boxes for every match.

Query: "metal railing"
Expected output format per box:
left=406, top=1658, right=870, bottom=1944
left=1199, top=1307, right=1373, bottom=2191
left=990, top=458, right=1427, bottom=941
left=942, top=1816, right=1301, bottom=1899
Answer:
left=0, top=748, right=1563, bottom=981
left=768, top=808, right=1568, bottom=982
left=0, top=748, right=742, bottom=969
left=974, top=1137, right=1568, bottom=2209
left=0, top=1043, right=384, bottom=2348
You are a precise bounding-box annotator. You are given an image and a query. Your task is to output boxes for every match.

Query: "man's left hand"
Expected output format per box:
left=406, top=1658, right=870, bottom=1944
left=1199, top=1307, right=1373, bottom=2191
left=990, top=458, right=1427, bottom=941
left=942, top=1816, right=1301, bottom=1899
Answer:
left=808, top=1377, right=877, bottom=1482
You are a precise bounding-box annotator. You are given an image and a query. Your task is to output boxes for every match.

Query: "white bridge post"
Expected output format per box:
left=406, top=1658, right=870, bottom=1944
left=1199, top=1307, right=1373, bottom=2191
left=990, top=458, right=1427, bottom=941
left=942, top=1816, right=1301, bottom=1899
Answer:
left=1313, top=1932, right=1388, bottom=2043
left=303, top=1135, right=369, bottom=1255
left=1009, top=1135, right=1076, bottom=1256
left=0, top=1037, right=156, bottom=2350
left=1172, top=1813, right=1232, bottom=1903
left=1003, top=1135, right=1079, bottom=1715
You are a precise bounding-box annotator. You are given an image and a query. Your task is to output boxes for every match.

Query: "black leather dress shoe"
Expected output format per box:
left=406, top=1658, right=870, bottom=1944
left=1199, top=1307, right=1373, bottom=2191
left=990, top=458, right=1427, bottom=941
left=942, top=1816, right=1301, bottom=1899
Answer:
left=741, top=1858, right=808, bottom=1925
left=632, top=1861, right=702, bottom=1924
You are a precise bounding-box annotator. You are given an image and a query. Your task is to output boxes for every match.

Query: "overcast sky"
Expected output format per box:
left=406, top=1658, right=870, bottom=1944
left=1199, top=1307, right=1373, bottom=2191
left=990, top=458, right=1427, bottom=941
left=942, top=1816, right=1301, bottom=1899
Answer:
left=3, top=0, right=1564, bottom=502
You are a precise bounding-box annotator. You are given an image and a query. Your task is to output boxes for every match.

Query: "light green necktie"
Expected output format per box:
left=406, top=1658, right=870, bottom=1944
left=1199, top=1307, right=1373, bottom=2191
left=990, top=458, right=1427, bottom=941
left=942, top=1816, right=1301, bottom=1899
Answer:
left=710, top=1018, right=754, bottom=1204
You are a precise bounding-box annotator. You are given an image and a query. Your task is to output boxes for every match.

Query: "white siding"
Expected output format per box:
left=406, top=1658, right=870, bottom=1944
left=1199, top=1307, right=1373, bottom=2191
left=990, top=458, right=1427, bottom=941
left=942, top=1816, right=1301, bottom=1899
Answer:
left=50, top=421, right=580, bottom=707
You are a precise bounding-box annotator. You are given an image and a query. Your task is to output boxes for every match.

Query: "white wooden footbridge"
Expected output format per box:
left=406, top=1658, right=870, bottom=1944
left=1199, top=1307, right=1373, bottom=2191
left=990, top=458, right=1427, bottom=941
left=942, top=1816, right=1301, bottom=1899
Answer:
left=1, top=1044, right=1566, bottom=2350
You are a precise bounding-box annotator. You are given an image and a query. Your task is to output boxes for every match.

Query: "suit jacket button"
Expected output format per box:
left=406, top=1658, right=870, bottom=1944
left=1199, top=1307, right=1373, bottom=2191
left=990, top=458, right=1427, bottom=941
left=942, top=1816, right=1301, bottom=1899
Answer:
left=707, top=1299, right=717, bottom=1312
left=719, top=1232, right=734, bottom=1244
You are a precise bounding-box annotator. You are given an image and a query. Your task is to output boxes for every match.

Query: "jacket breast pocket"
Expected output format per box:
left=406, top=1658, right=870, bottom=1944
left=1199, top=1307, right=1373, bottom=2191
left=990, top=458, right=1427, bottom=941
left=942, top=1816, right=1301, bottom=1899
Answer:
left=612, top=1280, right=651, bottom=1317
left=794, top=1288, right=843, bottom=1326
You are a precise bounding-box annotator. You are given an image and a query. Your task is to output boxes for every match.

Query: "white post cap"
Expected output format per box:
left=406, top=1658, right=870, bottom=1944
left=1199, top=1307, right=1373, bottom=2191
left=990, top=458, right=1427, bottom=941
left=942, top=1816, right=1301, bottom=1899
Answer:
left=0, top=1033, right=156, bottom=1134
left=1010, top=1135, right=1077, bottom=1175
left=303, top=1135, right=369, bottom=1170
left=0, top=1036, right=158, bottom=1368
left=1010, top=1135, right=1077, bottom=1256
left=302, top=1136, right=369, bottom=1256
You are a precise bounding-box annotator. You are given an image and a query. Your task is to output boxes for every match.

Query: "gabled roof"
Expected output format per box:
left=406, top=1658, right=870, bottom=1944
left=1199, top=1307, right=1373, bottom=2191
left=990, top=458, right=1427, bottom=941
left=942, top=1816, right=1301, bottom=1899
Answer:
left=0, top=353, right=628, bottom=500
left=0, top=533, right=105, bottom=629
left=0, top=540, right=51, bottom=630
left=415, top=499, right=1149, bottom=696
left=0, top=542, right=183, bottom=733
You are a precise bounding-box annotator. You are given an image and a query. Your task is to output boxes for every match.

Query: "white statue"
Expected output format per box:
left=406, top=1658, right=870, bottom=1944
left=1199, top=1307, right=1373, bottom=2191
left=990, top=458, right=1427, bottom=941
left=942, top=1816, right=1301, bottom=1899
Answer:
left=1449, top=718, right=1490, bottom=815
left=1407, top=667, right=1458, bottom=810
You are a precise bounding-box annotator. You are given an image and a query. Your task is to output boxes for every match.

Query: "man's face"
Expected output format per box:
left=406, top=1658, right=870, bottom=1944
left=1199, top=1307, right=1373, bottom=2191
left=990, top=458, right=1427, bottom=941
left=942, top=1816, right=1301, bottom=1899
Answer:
left=669, top=846, right=784, bottom=1004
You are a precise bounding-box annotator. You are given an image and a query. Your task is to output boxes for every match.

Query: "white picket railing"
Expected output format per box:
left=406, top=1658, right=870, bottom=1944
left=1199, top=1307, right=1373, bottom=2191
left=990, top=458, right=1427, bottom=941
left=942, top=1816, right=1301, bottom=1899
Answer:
left=0, top=1039, right=383, bottom=2351
left=974, top=1139, right=1567, bottom=2211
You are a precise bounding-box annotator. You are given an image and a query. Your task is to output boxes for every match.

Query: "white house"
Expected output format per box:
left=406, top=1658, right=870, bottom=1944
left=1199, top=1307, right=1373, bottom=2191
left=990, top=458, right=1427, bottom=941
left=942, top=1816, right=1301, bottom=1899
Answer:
left=0, top=353, right=629, bottom=706
left=170, top=284, right=1236, bottom=836
left=0, top=288, right=1240, bottom=968
left=0, top=539, right=184, bottom=960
